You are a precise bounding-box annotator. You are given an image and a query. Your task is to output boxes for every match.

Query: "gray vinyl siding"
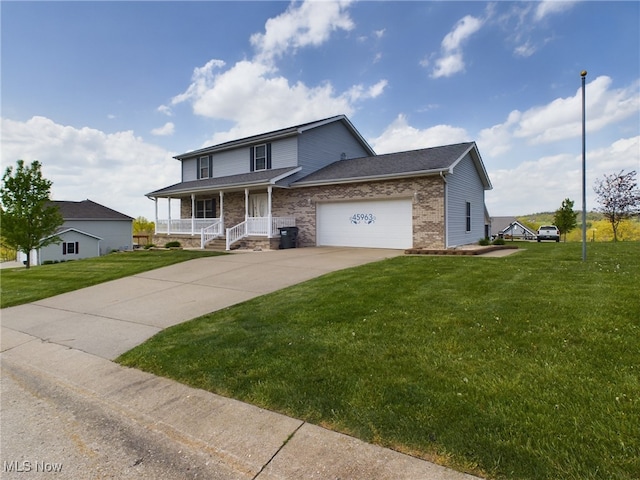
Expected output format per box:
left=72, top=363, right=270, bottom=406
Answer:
left=446, top=153, right=486, bottom=247
left=182, top=158, right=197, bottom=182
left=289, top=121, right=372, bottom=183
left=180, top=136, right=298, bottom=179
left=40, top=230, right=101, bottom=263
left=62, top=220, right=133, bottom=254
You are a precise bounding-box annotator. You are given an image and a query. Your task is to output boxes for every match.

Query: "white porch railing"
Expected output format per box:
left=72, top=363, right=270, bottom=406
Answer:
left=201, top=220, right=224, bottom=248
left=226, top=216, right=296, bottom=250
left=156, top=218, right=221, bottom=235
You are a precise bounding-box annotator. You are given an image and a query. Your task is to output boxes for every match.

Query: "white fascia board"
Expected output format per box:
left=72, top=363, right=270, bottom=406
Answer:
left=291, top=168, right=448, bottom=188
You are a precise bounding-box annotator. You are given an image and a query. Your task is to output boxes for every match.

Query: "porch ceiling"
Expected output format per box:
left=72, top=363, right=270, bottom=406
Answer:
left=147, top=167, right=300, bottom=198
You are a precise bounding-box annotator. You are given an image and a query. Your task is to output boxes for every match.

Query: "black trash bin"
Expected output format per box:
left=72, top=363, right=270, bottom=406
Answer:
left=278, top=226, right=299, bottom=249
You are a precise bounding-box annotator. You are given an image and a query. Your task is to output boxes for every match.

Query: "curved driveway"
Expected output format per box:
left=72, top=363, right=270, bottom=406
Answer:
left=1, top=247, right=481, bottom=480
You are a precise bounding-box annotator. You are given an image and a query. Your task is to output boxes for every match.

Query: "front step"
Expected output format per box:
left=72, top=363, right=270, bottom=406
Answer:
left=204, top=238, right=228, bottom=251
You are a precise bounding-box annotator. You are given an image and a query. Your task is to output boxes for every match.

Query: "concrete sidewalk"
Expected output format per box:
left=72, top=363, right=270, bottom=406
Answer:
left=1, top=247, right=482, bottom=479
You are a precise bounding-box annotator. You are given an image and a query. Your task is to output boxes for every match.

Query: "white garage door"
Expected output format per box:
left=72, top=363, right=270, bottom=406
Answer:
left=316, top=198, right=413, bottom=249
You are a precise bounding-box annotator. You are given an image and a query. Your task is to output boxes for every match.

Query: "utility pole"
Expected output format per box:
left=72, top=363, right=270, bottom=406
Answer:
left=581, top=70, right=587, bottom=262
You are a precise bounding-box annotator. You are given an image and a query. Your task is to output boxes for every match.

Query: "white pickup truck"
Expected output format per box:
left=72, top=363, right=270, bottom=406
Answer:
left=537, top=225, right=560, bottom=242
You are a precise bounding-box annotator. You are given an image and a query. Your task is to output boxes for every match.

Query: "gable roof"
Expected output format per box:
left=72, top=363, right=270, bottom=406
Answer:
left=44, top=227, right=103, bottom=241
left=490, top=217, right=537, bottom=237
left=174, top=115, right=376, bottom=160
left=53, top=200, right=133, bottom=221
left=292, top=142, right=492, bottom=189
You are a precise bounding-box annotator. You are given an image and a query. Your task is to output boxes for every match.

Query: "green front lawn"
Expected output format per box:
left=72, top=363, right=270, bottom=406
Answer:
left=118, top=242, right=639, bottom=480
left=0, top=249, right=224, bottom=308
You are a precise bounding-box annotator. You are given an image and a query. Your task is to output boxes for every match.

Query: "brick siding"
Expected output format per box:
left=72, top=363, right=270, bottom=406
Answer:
left=175, top=176, right=446, bottom=249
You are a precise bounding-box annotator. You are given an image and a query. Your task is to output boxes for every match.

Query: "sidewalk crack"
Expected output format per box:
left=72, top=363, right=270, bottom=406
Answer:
left=252, top=421, right=305, bottom=480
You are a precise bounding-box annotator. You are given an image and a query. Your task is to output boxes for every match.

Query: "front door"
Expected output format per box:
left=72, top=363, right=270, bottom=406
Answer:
left=249, top=193, right=268, bottom=217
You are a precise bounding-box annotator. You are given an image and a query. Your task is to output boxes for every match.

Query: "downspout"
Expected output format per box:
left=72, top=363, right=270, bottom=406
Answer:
left=440, top=171, right=448, bottom=248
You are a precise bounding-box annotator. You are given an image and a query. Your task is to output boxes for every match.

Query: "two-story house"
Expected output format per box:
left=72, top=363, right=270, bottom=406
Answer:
left=147, top=115, right=492, bottom=250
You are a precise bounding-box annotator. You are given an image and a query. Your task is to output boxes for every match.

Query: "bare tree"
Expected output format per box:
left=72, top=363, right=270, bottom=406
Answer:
left=593, top=170, right=640, bottom=242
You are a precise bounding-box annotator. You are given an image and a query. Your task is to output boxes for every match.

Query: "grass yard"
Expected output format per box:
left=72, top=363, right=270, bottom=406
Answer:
left=0, top=249, right=224, bottom=308
left=118, top=242, right=640, bottom=480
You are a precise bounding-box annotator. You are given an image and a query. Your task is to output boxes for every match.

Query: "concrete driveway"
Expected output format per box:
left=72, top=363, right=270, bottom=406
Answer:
left=1, top=247, right=403, bottom=359
left=1, top=247, right=481, bottom=480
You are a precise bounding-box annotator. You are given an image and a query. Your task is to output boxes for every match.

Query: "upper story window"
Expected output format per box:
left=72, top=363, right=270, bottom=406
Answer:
left=250, top=143, right=271, bottom=172
left=199, top=156, right=210, bottom=179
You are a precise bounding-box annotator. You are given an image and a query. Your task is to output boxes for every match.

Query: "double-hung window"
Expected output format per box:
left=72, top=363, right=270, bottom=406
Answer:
left=466, top=202, right=472, bottom=232
left=250, top=143, right=271, bottom=171
left=63, top=242, right=79, bottom=255
left=199, top=156, right=210, bottom=179
left=196, top=199, right=215, bottom=218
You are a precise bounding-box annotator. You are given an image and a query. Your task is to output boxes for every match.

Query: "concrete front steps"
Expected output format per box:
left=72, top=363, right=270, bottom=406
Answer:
left=205, top=236, right=282, bottom=252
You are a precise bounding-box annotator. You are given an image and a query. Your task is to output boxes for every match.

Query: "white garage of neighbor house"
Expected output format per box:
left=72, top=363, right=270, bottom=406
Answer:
left=147, top=115, right=493, bottom=251
left=21, top=199, right=134, bottom=266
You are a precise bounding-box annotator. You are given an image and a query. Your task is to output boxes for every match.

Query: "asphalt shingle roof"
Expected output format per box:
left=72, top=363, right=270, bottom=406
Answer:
left=146, top=167, right=300, bottom=197
left=53, top=200, right=133, bottom=221
left=292, top=142, right=476, bottom=185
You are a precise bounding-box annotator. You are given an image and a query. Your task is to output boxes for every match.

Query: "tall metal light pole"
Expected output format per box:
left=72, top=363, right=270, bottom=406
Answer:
left=581, top=70, right=587, bottom=262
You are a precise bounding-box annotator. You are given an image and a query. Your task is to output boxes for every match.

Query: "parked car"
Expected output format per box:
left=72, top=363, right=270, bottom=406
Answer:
left=537, top=225, right=560, bottom=242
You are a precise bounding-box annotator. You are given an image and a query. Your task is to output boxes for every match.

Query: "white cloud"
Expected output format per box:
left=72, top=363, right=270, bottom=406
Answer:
left=157, top=105, right=173, bottom=116
left=514, top=41, right=536, bottom=57
left=486, top=135, right=640, bottom=215
left=370, top=114, right=470, bottom=154
left=1, top=116, right=177, bottom=220
left=250, top=0, right=354, bottom=64
left=431, top=14, right=484, bottom=78
left=169, top=0, right=387, bottom=145
left=534, top=0, right=580, bottom=21
left=477, top=77, right=639, bottom=155
left=516, top=76, right=639, bottom=144
left=374, top=29, right=385, bottom=39
left=151, top=122, right=175, bottom=136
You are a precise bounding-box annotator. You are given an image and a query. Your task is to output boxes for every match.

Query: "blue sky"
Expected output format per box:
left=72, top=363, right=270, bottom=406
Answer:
left=2, top=1, right=639, bottom=220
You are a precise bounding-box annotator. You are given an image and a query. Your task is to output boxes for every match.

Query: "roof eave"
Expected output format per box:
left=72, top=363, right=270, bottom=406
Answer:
left=291, top=168, right=449, bottom=188
left=147, top=167, right=301, bottom=198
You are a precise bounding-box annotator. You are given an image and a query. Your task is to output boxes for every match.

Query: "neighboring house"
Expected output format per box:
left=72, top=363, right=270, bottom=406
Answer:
left=22, top=200, right=133, bottom=265
left=490, top=216, right=537, bottom=240
left=148, top=115, right=492, bottom=250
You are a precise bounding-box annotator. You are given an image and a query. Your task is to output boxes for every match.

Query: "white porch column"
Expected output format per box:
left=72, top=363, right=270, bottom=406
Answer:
left=167, top=197, right=172, bottom=235
left=191, top=194, right=196, bottom=235
left=244, top=188, right=249, bottom=221
left=219, top=191, right=224, bottom=228
left=267, top=186, right=273, bottom=238
left=154, top=198, right=158, bottom=234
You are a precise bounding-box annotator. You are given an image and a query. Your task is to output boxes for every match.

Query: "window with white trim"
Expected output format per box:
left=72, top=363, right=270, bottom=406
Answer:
left=63, top=242, right=79, bottom=255
left=466, top=202, right=471, bottom=232
left=199, top=156, right=210, bottom=179
left=250, top=143, right=272, bottom=172
left=253, top=144, right=267, bottom=171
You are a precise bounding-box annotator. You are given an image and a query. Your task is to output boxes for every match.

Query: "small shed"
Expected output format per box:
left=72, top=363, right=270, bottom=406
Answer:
left=39, top=228, right=102, bottom=264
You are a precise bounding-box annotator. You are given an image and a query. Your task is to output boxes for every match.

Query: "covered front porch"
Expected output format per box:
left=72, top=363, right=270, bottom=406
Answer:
left=151, top=186, right=295, bottom=250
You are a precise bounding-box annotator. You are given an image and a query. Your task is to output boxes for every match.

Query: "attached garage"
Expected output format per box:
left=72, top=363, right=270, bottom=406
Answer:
left=316, top=198, right=413, bottom=249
